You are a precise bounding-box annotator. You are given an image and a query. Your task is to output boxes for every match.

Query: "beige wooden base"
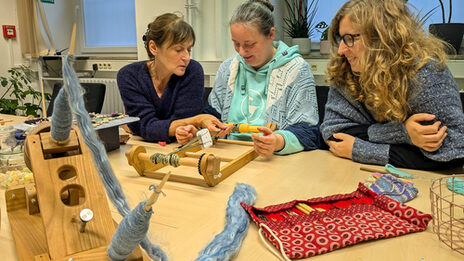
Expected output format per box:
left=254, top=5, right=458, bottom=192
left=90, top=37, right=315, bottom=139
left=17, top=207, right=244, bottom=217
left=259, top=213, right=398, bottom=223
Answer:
left=6, top=185, right=149, bottom=261
left=12, top=122, right=151, bottom=261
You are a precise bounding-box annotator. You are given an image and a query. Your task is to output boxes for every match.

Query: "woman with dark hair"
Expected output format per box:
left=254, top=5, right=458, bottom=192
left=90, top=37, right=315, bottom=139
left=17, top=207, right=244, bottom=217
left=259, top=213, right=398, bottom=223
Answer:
left=118, top=13, right=221, bottom=142
left=176, top=0, right=321, bottom=156
left=320, top=0, right=464, bottom=170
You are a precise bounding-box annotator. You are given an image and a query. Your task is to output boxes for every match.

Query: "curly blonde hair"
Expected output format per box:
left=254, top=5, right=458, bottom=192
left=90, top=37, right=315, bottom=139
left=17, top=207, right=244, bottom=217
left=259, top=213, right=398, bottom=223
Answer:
left=326, top=0, right=450, bottom=122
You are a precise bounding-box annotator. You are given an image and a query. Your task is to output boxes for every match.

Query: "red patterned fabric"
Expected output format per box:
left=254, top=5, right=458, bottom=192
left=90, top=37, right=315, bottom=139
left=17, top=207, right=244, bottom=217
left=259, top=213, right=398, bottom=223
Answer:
left=241, top=183, right=432, bottom=259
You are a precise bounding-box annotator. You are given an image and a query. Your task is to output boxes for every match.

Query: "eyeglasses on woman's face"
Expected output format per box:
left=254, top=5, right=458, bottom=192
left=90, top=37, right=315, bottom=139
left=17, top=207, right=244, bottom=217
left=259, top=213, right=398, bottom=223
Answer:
left=335, top=33, right=361, bottom=47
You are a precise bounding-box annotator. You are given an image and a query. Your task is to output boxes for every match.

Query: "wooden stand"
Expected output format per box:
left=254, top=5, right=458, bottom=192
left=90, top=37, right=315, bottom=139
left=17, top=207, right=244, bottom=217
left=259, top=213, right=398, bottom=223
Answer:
left=126, top=139, right=258, bottom=187
left=6, top=123, right=149, bottom=261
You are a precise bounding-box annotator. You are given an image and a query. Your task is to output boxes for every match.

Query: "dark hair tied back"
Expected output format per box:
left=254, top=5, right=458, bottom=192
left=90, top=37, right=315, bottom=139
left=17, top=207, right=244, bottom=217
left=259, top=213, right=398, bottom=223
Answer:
left=230, top=0, right=274, bottom=36
left=255, top=0, right=274, bottom=12
left=143, top=13, right=195, bottom=59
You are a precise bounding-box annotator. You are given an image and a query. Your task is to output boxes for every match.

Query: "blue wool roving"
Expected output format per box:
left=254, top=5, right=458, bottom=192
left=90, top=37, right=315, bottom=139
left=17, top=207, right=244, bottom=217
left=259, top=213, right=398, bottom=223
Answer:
left=50, top=88, right=73, bottom=142
left=108, top=201, right=153, bottom=261
left=195, top=183, right=257, bottom=261
left=447, top=177, right=464, bottom=194
left=59, top=54, right=168, bottom=261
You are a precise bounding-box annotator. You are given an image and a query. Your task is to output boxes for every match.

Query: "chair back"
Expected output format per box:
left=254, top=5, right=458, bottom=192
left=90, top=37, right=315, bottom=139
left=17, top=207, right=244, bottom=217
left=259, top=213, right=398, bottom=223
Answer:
left=47, top=82, right=106, bottom=115
left=203, top=87, right=213, bottom=107
left=316, top=86, right=330, bottom=125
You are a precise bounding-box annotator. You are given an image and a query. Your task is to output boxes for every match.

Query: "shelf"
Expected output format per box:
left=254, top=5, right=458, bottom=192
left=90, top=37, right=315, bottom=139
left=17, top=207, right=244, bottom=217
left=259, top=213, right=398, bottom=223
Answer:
left=42, top=77, right=63, bottom=81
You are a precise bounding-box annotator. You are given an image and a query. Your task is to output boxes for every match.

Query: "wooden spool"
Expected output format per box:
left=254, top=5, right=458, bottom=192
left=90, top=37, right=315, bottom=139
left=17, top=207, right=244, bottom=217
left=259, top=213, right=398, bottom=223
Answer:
left=6, top=122, right=148, bottom=261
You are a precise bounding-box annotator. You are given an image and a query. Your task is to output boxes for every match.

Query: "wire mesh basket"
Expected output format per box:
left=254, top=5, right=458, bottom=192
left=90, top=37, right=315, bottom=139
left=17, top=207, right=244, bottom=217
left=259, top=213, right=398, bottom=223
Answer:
left=430, top=175, right=464, bottom=255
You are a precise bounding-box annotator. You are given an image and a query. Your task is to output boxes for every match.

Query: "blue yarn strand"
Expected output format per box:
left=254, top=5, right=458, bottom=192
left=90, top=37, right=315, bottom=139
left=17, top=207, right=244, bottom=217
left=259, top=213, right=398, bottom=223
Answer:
left=60, top=54, right=168, bottom=261
left=50, top=88, right=72, bottom=142
left=195, top=183, right=257, bottom=261
left=108, top=201, right=153, bottom=261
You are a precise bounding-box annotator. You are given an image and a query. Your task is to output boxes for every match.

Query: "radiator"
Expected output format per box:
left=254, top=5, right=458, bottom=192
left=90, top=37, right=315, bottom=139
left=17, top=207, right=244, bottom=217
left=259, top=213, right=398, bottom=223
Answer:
left=80, top=78, right=125, bottom=114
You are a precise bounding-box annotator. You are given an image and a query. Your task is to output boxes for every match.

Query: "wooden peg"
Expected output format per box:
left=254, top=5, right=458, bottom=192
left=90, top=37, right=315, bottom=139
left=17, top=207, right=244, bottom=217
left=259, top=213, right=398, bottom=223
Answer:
left=144, top=172, right=171, bottom=211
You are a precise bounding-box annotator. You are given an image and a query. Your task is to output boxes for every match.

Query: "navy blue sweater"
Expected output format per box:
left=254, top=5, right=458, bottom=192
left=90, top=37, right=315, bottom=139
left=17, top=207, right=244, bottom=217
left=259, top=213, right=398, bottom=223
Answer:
left=117, top=60, right=204, bottom=142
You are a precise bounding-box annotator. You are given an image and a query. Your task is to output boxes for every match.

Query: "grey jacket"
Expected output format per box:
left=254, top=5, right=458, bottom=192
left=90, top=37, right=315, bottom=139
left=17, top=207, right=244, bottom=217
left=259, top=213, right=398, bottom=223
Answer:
left=320, top=63, right=464, bottom=165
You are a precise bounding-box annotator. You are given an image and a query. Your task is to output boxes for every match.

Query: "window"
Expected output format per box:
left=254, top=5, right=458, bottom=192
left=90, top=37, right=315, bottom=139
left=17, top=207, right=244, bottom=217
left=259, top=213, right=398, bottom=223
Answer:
left=78, top=0, right=137, bottom=54
left=408, top=0, right=464, bottom=29
left=311, top=0, right=464, bottom=41
left=311, top=0, right=346, bottom=41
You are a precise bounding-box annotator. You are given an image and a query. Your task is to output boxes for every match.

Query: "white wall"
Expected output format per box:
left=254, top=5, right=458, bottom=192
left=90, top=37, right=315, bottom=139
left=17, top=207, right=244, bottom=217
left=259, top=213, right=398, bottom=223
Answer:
left=0, top=0, right=73, bottom=76
left=135, top=0, right=244, bottom=62
left=135, top=0, right=185, bottom=61
left=0, top=0, right=24, bottom=76
left=0, top=0, right=31, bottom=101
left=135, top=0, right=283, bottom=62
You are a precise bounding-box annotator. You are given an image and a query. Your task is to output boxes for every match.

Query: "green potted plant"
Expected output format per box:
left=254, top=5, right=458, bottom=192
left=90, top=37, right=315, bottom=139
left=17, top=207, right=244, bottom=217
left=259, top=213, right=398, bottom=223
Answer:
left=0, top=65, right=49, bottom=117
left=428, top=0, right=464, bottom=54
left=283, top=0, right=319, bottom=55
left=315, top=21, right=330, bottom=55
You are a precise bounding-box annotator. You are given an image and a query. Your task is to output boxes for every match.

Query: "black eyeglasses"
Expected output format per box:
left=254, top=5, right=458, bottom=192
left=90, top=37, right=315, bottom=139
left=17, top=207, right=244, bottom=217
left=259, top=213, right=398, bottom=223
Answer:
left=335, top=33, right=361, bottom=47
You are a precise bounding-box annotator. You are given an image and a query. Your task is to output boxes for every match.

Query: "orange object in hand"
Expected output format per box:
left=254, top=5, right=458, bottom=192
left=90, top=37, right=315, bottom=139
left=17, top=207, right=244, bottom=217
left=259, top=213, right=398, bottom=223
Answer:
left=224, top=123, right=277, bottom=133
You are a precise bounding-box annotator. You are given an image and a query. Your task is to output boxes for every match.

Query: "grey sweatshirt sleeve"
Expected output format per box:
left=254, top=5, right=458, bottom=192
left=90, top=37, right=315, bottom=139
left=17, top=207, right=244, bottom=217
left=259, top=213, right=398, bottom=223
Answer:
left=367, top=122, right=412, bottom=144
left=320, top=87, right=373, bottom=141
left=411, top=64, right=464, bottom=161
left=352, top=138, right=390, bottom=165
left=321, top=87, right=391, bottom=165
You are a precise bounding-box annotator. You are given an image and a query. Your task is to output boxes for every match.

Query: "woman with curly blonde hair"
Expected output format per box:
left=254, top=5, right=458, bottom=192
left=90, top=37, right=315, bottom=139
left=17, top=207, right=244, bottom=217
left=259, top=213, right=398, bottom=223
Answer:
left=320, top=0, right=464, bottom=170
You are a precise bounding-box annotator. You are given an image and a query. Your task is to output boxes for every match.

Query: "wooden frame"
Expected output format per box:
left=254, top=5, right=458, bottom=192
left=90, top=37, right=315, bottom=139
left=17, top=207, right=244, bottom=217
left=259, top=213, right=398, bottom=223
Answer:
left=126, top=139, right=258, bottom=187
left=6, top=123, right=148, bottom=261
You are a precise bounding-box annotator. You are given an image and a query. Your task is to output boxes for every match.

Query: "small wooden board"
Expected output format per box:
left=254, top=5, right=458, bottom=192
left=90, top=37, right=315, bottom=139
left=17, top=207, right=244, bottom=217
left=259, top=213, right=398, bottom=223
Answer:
left=5, top=191, right=148, bottom=261
left=7, top=123, right=151, bottom=261
left=26, top=130, right=115, bottom=259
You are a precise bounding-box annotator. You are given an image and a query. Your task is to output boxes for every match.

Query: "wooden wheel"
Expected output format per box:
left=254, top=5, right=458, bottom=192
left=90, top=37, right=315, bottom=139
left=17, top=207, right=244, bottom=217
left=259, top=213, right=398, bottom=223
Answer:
left=198, top=153, right=221, bottom=186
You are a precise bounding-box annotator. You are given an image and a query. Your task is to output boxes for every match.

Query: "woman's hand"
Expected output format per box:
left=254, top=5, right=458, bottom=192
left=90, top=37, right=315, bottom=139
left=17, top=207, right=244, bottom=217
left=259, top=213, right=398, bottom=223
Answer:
left=175, top=125, right=197, bottom=145
left=194, top=114, right=228, bottom=132
left=250, top=127, right=285, bottom=157
left=169, top=114, right=227, bottom=137
left=405, top=113, right=447, bottom=152
left=327, top=133, right=355, bottom=159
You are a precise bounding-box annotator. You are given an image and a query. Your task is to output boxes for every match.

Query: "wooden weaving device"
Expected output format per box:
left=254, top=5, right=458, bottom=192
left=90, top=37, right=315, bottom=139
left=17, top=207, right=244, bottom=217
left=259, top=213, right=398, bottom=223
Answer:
left=5, top=123, right=148, bottom=261
left=126, top=123, right=276, bottom=187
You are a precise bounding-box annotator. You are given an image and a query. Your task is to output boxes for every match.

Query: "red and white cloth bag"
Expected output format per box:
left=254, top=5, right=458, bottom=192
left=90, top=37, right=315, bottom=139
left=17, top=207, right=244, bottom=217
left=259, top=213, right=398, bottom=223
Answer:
left=241, top=183, right=432, bottom=259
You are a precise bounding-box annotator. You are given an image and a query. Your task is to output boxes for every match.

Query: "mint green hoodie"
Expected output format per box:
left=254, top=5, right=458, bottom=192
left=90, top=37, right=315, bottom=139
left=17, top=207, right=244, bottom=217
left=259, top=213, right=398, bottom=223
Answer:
left=227, top=41, right=304, bottom=154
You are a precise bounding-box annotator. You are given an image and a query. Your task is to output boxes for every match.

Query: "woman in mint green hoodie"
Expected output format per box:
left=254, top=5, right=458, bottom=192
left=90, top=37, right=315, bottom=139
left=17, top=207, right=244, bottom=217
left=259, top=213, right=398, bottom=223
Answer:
left=176, top=0, right=322, bottom=156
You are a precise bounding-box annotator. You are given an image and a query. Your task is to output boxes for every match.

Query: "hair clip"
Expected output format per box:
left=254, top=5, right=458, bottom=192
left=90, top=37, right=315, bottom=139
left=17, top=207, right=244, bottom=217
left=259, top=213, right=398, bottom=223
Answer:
left=142, top=28, right=150, bottom=42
